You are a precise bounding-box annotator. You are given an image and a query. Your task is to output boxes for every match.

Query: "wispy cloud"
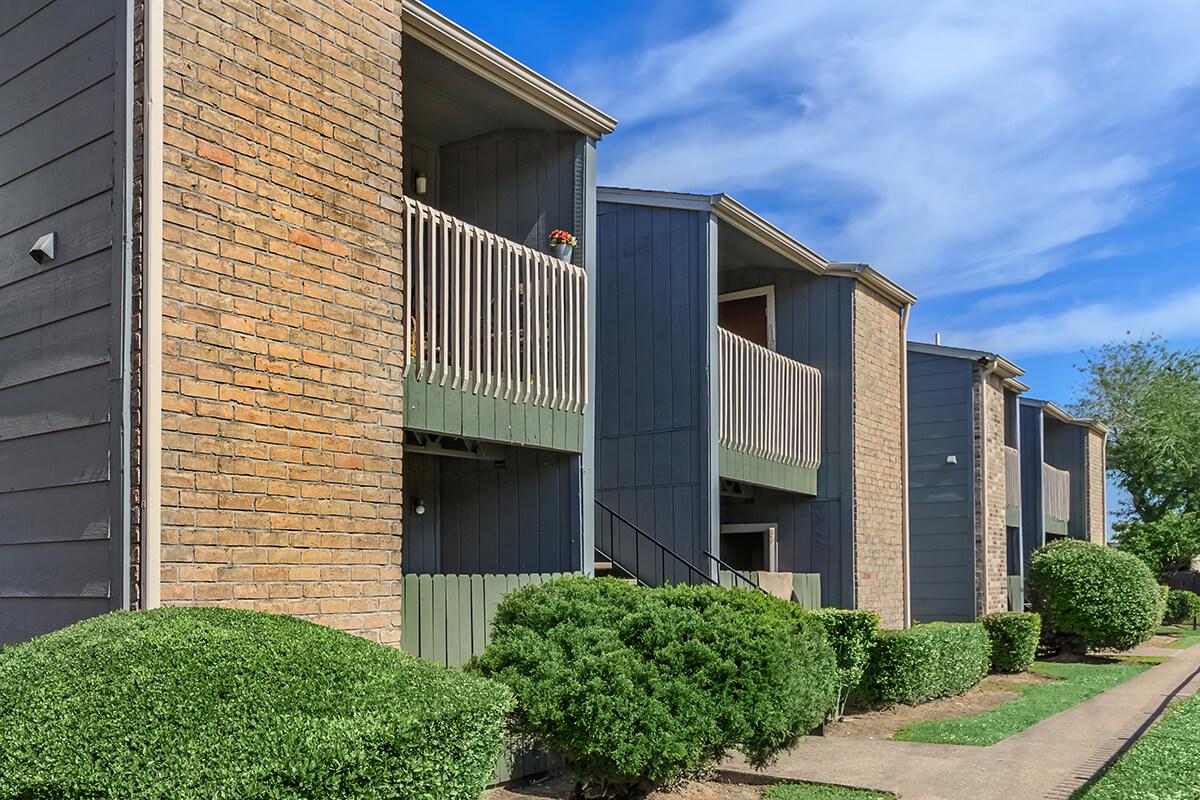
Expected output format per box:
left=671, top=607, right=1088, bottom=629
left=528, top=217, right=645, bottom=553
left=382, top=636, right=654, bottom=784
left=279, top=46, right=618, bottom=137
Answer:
left=580, top=0, right=1200, bottom=296
left=938, top=284, right=1200, bottom=356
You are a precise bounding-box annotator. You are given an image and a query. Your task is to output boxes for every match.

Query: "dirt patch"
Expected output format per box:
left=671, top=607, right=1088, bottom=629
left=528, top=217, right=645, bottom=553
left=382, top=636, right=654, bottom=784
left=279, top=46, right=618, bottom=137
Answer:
left=485, top=777, right=765, bottom=800
left=824, top=673, right=1053, bottom=739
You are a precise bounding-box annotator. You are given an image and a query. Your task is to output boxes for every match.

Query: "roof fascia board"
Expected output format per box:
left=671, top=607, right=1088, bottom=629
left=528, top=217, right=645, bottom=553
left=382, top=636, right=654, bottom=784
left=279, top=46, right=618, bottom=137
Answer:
left=596, top=186, right=714, bottom=212
left=711, top=194, right=828, bottom=275
left=828, top=262, right=918, bottom=306
left=403, top=1, right=617, bottom=139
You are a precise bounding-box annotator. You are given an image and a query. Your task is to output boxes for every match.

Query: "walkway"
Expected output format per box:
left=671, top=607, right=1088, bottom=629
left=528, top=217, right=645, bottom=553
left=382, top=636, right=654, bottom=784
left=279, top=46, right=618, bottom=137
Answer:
left=723, top=644, right=1200, bottom=800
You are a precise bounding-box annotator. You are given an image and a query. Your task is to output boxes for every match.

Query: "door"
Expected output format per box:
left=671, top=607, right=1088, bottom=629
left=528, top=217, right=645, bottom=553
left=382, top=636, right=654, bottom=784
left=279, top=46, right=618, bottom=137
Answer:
left=718, top=286, right=775, bottom=349
left=719, top=523, right=778, bottom=572
left=0, top=0, right=130, bottom=643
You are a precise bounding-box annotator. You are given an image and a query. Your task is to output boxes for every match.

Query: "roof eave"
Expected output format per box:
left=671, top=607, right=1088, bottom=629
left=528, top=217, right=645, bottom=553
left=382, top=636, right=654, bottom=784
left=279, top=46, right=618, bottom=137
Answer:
left=403, top=1, right=618, bottom=139
left=827, top=262, right=918, bottom=306
left=711, top=195, right=828, bottom=275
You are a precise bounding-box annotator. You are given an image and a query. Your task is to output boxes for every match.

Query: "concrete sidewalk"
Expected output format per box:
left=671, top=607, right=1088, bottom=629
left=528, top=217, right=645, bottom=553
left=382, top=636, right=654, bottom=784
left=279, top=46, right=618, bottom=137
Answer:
left=723, top=645, right=1200, bottom=799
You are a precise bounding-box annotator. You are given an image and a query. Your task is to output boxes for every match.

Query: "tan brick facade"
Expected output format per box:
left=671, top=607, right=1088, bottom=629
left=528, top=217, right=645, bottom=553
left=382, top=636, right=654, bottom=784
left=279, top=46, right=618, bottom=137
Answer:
left=158, top=0, right=406, bottom=642
left=851, top=285, right=907, bottom=629
left=973, top=371, right=1008, bottom=616
left=1084, top=428, right=1108, bottom=544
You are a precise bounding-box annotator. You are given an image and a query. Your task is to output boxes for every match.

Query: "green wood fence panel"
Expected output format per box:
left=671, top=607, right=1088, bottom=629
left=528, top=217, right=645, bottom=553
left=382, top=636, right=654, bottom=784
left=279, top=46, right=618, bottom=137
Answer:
left=715, top=570, right=822, bottom=609
left=1008, top=575, right=1025, bottom=612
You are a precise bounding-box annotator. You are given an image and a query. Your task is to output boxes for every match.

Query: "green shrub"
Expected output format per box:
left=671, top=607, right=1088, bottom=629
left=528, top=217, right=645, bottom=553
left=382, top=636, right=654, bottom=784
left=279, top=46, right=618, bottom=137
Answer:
left=860, top=622, right=991, bottom=705
left=1029, top=539, right=1161, bottom=653
left=471, top=576, right=837, bottom=798
left=0, top=607, right=512, bottom=800
left=980, top=612, right=1041, bottom=673
left=811, top=609, right=879, bottom=719
left=1164, top=589, right=1200, bottom=625
left=1157, top=584, right=1171, bottom=625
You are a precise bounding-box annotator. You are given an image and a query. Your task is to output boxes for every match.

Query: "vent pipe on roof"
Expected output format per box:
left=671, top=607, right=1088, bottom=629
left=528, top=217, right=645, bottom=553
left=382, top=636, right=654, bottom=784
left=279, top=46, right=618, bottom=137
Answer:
left=935, top=332, right=942, bottom=346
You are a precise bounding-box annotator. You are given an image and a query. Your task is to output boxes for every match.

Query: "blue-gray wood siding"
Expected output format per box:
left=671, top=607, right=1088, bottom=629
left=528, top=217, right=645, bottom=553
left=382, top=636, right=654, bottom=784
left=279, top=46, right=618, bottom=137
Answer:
left=595, top=201, right=713, bottom=569
left=403, top=449, right=582, bottom=575
left=0, top=0, right=129, bottom=644
left=1043, top=421, right=1088, bottom=540
left=1019, top=402, right=1046, bottom=567
left=905, top=351, right=976, bottom=622
left=437, top=129, right=584, bottom=261
left=718, top=267, right=856, bottom=608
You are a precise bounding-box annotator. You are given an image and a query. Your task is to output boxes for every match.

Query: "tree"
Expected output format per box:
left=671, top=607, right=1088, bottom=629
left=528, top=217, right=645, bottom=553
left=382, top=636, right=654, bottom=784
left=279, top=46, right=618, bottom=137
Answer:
left=1112, top=510, right=1200, bottom=579
left=1073, top=337, right=1200, bottom=523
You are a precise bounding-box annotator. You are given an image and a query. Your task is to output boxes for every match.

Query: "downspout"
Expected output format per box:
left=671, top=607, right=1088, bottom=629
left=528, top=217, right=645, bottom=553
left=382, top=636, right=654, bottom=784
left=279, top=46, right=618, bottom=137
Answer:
left=142, top=0, right=164, bottom=608
left=900, top=303, right=912, bottom=627
left=978, top=358, right=999, bottom=617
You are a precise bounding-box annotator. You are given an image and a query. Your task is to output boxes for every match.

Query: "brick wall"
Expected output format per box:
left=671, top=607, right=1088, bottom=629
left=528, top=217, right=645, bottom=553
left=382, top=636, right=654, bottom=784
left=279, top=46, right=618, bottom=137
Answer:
left=973, top=371, right=1008, bottom=616
left=159, top=0, right=406, bottom=642
left=1085, top=428, right=1107, bottom=544
left=851, top=285, right=907, bottom=629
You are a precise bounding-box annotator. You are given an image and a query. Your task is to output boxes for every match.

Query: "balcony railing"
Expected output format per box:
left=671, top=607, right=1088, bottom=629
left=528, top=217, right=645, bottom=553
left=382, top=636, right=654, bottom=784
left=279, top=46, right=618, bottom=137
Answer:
left=1043, top=463, right=1071, bottom=524
left=718, top=328, right=821, bottom=470
left=401, top=196, right=587, bottom=413
left=1004, top=446, right=1020, bottom=508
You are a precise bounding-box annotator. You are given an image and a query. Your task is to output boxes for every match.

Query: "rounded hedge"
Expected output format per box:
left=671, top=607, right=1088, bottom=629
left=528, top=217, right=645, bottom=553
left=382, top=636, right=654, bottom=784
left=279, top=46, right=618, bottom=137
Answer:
left=470, top=577, right=837, bottom=798
left=981, top=612, right=1041, bottom=673
left=0, top=607, right=513, bottom=799
left=811, top=609, right=879, bottom=719
left=1164, top=589, right=1200, bottom=625
left=860, top=622, right=991, bottom=705
left=1029, top=539, right=1161, bottom=653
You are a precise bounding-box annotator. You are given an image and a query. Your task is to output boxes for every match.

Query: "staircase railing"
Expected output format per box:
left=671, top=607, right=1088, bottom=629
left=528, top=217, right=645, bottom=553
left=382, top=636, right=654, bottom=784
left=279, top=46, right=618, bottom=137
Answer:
left=595, top=499, right=716, bottom=588
left=702, top=549, right=767, bottom=594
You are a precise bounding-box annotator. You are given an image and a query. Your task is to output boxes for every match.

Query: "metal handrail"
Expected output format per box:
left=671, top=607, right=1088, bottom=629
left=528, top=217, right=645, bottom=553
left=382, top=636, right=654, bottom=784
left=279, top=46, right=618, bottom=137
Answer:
left=702, top=549, right=768, bottom=594
left=594, top=499, right=716, bottom=588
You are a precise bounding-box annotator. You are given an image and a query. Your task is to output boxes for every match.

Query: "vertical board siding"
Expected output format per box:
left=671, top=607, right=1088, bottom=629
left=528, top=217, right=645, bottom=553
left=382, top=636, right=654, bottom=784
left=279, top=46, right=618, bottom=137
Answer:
left=1019, top=403, right=1046, bottom=568
left=904, top=352, right=976, bottom=622
left=1043, top=421, right=1087, bottom=539
left=596, top=203, right=712, bottom=569
left=404, top=449, right=582, bottom=575
left=718, top=268, right=854, bottom=607
left=0, top=0, right=127, bottom=644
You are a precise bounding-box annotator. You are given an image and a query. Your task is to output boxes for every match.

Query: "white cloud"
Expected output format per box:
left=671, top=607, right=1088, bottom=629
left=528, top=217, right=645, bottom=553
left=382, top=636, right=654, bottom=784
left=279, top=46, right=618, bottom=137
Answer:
left=579, top=0, right=1200, bottom=296
left=937, top=285, right=1200, bottom=356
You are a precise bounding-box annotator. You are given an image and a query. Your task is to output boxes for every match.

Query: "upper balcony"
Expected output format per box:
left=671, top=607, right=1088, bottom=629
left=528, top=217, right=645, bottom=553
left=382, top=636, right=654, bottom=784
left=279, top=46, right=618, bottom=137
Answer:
left=1004, top=445, right=1021, bottom=525
left=718, top=328, right=822, bottom=494
left=402, top=197, right=587, bottom=452
left=1043, top=463, right=1071, bottom=536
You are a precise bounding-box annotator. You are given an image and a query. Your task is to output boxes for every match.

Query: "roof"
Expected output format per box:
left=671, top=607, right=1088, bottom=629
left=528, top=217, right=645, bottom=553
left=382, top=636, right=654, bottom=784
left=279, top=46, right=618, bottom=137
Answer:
left=403, top=2, right=617, bottom=139
left=596, top=187, right=828, bottom=274
left=827, top=263, right=917, bottom=307
left=1021, top=397, right=1110, bottom=434
left=908, top=341, right=1027, bottom=390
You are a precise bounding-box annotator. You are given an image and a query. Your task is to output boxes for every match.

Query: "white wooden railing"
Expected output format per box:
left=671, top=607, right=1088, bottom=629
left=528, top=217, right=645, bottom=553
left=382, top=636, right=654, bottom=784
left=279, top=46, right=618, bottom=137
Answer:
left=1004, top=446, right=1021, bottom=508
left=718, top=328, right=821, bottom=470
left=1043, top=463, right=1071, bottom=524
left=402, top=197, right=587, bottom=412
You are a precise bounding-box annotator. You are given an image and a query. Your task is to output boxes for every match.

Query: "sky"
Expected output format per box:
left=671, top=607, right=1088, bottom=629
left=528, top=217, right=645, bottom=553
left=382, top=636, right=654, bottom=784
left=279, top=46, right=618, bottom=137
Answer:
left=432, top=0, right=1200, bottom=525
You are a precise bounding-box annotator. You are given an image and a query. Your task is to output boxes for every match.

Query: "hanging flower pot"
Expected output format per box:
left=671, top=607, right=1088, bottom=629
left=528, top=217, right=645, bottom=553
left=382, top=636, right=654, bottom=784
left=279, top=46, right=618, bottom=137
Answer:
left=549, top=229, right=578, bottom=262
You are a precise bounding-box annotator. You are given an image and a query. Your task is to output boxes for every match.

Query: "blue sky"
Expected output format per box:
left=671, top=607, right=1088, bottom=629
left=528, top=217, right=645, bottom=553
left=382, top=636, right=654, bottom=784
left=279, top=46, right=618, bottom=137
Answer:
left=433, top=0, right=1200, bottom=523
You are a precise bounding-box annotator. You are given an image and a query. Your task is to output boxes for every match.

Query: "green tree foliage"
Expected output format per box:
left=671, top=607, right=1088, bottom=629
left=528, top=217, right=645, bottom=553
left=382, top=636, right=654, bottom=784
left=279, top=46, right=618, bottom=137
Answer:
left=1073, top=336, right=1200, bottom=523
left=1113, top=509, right=1200, bottom=578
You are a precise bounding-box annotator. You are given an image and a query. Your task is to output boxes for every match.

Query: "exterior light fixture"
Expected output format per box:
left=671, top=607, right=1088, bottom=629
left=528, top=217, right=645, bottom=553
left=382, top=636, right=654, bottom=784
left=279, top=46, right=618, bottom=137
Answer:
left=415, top=173, right=428, bottom=195
left=413, top=498, right=426, bottom=516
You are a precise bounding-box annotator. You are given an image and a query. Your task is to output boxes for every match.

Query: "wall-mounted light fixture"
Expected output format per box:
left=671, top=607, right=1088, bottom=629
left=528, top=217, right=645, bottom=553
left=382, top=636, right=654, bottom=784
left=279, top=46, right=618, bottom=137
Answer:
left=946, top=455, right=958, bottom=465
left=414, top=173, right=428, bottom=195
left=413, top=498, right=426, bottom=516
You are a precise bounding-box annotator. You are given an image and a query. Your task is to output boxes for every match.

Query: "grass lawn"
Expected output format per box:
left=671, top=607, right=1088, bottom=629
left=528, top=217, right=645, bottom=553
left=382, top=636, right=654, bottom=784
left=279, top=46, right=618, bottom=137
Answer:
left=1157, top=625, right=1200, bottom=649
left=1075, top=692, right=1200, bottom=799
left=765, top=783, right=893, bottom=800
left=893, top=661, right=1150, bottom=746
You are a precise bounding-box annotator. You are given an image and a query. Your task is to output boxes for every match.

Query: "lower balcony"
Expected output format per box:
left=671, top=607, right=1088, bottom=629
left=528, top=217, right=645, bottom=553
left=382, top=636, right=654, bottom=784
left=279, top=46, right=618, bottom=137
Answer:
left=718, top=328, right=822, bottom=494
left=1043, top=462, right=1071, bottom=536
left=402, top=197, right=587, bottom=453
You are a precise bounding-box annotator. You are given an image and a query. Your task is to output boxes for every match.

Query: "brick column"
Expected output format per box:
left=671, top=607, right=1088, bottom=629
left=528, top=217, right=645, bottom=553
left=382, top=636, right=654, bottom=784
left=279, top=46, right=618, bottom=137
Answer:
left=158, top=0, right=406, bottom=642
left=973, top=372, right=1008, bottom=616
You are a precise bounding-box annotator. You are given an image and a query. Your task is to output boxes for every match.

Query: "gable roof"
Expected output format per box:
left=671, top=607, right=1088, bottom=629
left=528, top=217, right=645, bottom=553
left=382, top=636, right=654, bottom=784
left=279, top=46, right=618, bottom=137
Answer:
left=1022, top=397, right=1110, bottom=434
left=908, top=341, right=1027, bottom=390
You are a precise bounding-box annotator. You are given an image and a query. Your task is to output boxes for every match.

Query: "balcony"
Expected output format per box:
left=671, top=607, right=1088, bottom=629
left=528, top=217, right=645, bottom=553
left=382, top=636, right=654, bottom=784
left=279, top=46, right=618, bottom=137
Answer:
left=1004, top=446, right=1021, bottom=525
left=402, top=197, right=587, bottom=452
left=1043, top=463, right=1071, bottom=535
left=718, top=328, right=821, bottom=494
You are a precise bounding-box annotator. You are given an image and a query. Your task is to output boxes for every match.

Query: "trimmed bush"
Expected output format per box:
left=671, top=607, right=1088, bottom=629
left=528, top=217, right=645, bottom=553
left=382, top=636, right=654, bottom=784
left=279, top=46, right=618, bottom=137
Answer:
left=811, top=609, right=879, bottom=719
left=860, top=622, right=991, bottom=705
left=1029, top=539, right=1161, bottom=653
left=981, top=612, right=1041, bottom=673
left=471, top=577, right=837, bottom=798
left=0, top=607, right=513, bottom=800
left=1164, top=589, right=1200, bottom=625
